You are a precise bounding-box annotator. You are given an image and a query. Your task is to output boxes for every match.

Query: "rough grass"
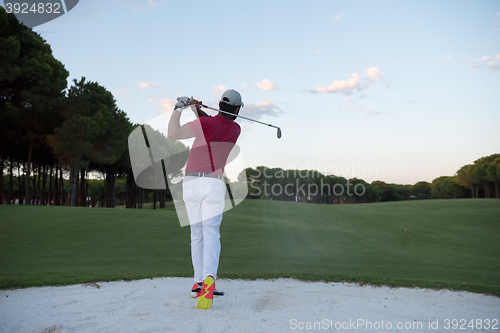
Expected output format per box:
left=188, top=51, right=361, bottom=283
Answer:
left=0, top=199, right=498, bottom=295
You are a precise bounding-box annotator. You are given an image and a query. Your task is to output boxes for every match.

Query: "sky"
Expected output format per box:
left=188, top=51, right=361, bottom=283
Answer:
left=4, top=0, right=500, bottom=184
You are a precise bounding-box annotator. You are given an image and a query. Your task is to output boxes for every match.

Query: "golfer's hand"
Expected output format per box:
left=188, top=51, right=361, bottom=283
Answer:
left=174, top=96, right=193, bottom=113
left=190, top=99, right=209, bottom=117
left=189, top=99, right=203, bottom=110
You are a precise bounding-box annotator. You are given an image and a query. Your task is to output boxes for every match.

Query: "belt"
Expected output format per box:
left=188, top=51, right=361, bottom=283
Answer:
left=185, top=172, right=223, bottom=180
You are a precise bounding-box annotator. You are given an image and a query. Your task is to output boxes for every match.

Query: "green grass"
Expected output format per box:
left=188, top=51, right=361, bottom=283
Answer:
left=115, top=202, right=176, bottom=209
left=0, top=199, right=499, bottom=295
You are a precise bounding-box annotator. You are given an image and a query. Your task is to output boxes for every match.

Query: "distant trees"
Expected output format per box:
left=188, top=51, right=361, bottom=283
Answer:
left=0, top=9, right=181, bottom=208
left=1, top=9, right=498, bottom=208
left=372, top=181, right=401, bottom=202
left=47, top=77, right=132, bottom=207
left=1, top=7, right=69, bottom=205
left=235, top=153, right=499, bottom=206
left=239, top=167, right=381, bottom=204
left=412, top=181, right=431, bottom=199
left=455, top=154, right=500, bottom=199
left=431, top=176, right=467, bottom=199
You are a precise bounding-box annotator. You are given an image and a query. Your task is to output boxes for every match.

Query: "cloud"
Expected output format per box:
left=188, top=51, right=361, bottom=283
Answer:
left=309, top=67, right=383, bottom=94
left=312, top=73, right=361, bottom=94
left=342, top=99, right=365, bottom=111
left=149, top=98, right=175, bottom=114
left=117, top=88, right=133, bottom=95
left=407, top=100, right=417, bottom=103
left=242, top=101, right=284, bottom=120
left=255, top=79, right=279, bottom=91
left=495, top=12, right=500, bottom=22
left=473, top=54, right=500, bottom=63
left=138, top=81, right=158, bottom=90
left=212, top=84, right=227, bottom=99
left=465, top=54, right=500, bottom=71
left=110, top=88, right=133, bottom=95
left=488, top=61, right=500, bottom=71
left=441, top=55, right=453, bottom=62
left=333, top=12, right=345, bottom=22
left=367, top=67, right=383, bottom=80
left=476, top=54, right=500, bottom=61
left=366, top=110, right=381, bottom=117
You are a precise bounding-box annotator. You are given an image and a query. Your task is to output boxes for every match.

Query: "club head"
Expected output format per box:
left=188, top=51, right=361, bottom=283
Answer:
left=277, top=128, right=282, bottom=139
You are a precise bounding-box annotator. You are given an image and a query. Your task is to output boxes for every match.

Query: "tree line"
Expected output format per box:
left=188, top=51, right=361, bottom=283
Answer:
left=1, top=9, right=498, bottom=208
left=0, top=8, right=183, bottom=208
left=237, top=153, right=500, bottom=204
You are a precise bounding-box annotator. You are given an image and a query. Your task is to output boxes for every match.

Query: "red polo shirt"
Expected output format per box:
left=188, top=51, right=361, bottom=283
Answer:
left=186, top=115, right=241, bottom=176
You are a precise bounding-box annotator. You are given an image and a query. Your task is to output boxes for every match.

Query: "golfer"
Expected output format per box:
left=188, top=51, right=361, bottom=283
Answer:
left=167, top=90, right=243, bottom=310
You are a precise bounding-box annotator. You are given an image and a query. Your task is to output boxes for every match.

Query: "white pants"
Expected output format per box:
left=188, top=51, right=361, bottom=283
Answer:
left=183, top=176, right=226, bottom=283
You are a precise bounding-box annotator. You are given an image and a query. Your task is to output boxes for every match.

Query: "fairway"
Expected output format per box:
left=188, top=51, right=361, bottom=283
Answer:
left=0, top=199, right=499, bottom=295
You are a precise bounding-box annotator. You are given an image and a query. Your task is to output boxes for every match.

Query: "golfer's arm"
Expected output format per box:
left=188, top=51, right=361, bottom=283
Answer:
left=194, top=108, right=210, bottom=118
left=167, top=111, right=194, bottom=140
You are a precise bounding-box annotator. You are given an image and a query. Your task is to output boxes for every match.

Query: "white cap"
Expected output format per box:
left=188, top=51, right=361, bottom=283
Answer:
left=220, top=89, right=244, bottom=107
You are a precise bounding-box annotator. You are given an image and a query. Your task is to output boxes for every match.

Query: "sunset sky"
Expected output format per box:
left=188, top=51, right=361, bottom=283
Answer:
left=8, top=0, right=499, bottom=184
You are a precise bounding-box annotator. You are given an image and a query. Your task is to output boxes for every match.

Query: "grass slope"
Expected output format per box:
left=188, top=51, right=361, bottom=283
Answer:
left=0, top=199, right=499, bottom=295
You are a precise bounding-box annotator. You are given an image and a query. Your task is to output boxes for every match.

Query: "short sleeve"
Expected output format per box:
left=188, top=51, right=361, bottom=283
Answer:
left=187, top=118, right=204, bottom=138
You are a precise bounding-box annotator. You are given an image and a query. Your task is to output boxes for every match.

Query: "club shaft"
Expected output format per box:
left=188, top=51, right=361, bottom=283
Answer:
left=201, top=105, right=280, bottom=130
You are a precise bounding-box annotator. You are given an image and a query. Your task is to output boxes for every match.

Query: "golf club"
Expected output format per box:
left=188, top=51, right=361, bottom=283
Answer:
left=201, top=104, right=282, bottom=139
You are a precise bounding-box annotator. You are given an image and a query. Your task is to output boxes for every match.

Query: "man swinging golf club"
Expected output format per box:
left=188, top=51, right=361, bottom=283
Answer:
left=168, top=89, right=243, bottom=310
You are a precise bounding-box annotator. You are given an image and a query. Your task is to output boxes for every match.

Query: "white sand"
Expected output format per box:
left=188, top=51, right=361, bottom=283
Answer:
left=0, top=277, right=498, bottom=333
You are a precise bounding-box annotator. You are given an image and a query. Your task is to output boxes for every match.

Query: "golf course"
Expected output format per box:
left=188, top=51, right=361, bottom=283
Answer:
left=1, top=199, right=499, bottom=296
